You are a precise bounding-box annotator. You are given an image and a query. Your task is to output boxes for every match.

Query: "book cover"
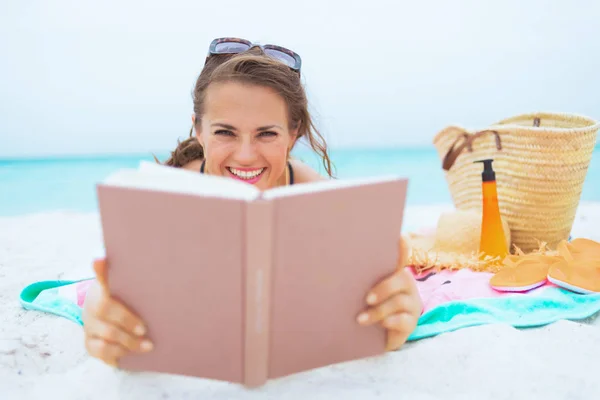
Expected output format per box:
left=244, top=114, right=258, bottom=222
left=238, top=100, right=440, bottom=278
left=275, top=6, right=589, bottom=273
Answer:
left=96, top=163, right=408, bottom=386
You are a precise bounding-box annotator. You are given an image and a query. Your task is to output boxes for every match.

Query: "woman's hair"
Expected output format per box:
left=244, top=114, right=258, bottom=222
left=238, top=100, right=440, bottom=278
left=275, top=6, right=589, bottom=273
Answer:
left=159, top=47, right=334, bottom=177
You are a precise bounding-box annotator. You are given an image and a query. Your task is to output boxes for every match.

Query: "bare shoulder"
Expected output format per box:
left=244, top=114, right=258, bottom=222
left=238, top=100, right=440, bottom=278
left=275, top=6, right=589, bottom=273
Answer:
left=181, top=159, right=203, bottom=172
left=288, top=158, right=327, bottom=184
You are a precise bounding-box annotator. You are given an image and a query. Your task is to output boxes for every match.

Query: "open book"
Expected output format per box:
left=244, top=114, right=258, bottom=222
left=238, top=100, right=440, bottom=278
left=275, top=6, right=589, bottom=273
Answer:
left=96, top=161, right=408, bottom=387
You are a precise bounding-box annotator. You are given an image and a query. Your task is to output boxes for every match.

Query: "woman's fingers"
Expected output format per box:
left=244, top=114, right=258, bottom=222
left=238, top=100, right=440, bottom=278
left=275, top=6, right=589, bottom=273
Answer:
left=90, top=258, right=147, bottom=336
left=93, top=258, right=110, bottom=294
left=94, top=295, right=147, bottom=337
left=84, top=258, right=152, bottom=367
left=385, top=321, right=414, bottom=351
left=357, top=293, right=420, bottom=326
left=382, top=312, right=418, bottom=332
left=364, top=267, right=416, bottom=307
left=397, top=236, right=409, bottom=269
left=85, top=337, right=129, bottom=367
left=84, top=319, right=152, bottom=353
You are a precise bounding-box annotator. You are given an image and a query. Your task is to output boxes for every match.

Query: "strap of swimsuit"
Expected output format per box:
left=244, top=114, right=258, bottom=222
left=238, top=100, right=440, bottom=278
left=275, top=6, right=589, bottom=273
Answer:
left=200, top=159, right=205, bottom=173
left=287, top=161, right=294, bottom=185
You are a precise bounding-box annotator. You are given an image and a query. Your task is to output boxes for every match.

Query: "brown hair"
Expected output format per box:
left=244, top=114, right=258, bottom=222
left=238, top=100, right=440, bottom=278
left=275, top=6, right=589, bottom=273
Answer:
left=158, top=47, right=334, bottom=177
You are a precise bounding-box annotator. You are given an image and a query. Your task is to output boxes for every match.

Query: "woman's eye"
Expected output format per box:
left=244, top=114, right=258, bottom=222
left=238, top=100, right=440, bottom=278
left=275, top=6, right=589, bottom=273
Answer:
left=215, top=130, right=235, bottom=137
left=258, top=131, right=278, bottom=138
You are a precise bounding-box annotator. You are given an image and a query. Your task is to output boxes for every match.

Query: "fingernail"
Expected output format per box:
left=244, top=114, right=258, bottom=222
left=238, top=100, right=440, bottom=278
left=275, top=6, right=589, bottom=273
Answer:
left=357, top=313, right=369, bottom=324
left=140, top=340, right=153, bottom=352
left=383, top=315, right=397, bottom=328
left=366, top=293, right=377, bottom=305
left=134, top=325, right=146, bottom=336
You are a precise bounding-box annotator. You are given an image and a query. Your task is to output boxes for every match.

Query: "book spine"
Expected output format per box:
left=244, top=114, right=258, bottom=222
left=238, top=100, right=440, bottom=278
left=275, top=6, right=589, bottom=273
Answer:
left=243, top=200, right=273, bottom=387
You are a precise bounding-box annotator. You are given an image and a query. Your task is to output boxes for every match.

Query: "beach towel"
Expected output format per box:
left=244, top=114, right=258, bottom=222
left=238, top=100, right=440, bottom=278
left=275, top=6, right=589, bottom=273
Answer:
left=19, top=268, right=600, bottom=341
left=408, top=268, right=600, bottom=340
left=19, top=278, right=95, bottom=325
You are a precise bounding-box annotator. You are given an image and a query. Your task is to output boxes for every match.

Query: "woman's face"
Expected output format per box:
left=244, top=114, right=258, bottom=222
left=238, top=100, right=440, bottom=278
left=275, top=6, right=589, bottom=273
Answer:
left=196, top=81, right=298, bottom=190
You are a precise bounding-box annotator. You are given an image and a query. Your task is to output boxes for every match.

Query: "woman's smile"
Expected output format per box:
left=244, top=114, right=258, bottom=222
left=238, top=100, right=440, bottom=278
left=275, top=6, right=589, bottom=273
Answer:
left=226, top=166, right=266, bottom=184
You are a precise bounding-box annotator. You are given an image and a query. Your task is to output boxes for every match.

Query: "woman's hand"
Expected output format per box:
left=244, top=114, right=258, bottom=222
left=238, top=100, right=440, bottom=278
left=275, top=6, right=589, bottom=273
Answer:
left=357, top=237, right=422, bottom=351
left=82, top=259, right=154, bottom=366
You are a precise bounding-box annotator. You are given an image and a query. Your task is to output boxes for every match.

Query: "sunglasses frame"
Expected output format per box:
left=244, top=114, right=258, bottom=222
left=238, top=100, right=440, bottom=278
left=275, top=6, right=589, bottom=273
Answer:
left=206, top=37, right=302, bottom=72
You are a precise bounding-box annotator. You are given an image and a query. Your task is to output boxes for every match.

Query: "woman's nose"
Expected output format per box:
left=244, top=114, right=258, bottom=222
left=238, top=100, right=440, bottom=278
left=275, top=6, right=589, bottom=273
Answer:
left=234, top=140, right=257, bottom=164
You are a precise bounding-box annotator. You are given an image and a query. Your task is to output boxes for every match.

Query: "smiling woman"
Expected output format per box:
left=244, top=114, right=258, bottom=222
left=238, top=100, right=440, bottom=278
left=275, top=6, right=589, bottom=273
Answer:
left=81, top=38, right=424, bottom=368
left=159, top=44, right=334, bottom=190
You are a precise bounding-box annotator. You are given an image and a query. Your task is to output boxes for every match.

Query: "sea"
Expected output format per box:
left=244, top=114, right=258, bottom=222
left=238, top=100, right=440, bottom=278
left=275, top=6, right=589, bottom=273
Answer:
left=1, top=146, right=599, bottom=217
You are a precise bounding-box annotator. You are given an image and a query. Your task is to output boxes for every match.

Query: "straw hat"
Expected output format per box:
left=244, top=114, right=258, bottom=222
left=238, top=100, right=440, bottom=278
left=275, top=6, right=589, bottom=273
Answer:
left=405, top=209, right=517, bottom=273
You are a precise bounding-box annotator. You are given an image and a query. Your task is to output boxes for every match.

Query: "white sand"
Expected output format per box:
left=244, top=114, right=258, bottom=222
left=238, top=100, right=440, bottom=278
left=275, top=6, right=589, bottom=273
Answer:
left=1, top=203, right=600, bottom=399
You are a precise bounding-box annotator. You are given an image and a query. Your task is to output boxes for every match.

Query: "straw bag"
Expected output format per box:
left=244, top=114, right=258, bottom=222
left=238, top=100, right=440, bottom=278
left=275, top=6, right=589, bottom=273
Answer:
left=433, top=112, right=599, bottom=253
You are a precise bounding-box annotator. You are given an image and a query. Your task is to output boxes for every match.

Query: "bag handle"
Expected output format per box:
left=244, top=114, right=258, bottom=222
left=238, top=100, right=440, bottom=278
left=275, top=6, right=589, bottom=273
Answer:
left=442, top=129, right=502, bottom=171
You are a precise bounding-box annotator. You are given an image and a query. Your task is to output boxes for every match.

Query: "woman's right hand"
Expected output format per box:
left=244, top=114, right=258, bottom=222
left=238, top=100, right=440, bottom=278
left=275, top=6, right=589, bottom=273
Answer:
left=82, top=259, right=154, bottom=367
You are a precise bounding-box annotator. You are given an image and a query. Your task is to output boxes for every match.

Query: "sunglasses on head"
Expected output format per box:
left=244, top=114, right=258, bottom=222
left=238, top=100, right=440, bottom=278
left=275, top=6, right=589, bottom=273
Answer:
left=207, top=37, right=302, bottom=72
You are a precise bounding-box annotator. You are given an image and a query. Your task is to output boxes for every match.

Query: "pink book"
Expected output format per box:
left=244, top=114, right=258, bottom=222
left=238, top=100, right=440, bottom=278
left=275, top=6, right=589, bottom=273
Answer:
left=96, top=161, right=408, bottom=387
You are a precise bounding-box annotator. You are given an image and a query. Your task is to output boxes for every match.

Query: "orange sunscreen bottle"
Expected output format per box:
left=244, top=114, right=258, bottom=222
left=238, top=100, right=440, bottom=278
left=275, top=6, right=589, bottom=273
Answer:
left=474, top=159, right=508, bottom=259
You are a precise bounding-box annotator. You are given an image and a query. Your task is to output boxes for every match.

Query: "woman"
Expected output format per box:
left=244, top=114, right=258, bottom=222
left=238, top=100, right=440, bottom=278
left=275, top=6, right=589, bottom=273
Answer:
left=82, top=37, right=422, bottom=367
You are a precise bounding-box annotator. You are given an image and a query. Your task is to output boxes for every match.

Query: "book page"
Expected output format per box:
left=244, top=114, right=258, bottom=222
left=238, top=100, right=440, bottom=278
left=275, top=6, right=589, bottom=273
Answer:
left=261, top=174, right=404, bottom=200
left=102, top=161, right=260, bottom=201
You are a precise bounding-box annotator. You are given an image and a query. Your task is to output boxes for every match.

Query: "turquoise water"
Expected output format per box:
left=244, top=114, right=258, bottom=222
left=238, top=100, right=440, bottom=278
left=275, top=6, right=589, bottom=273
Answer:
left=1, top=147, right=599, bottom=217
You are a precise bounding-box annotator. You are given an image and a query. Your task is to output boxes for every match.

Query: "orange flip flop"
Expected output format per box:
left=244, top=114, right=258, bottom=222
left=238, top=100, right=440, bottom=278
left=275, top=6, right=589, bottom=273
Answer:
left=557, top=238, right=600, bottom=261
left=490, top=255, right=557, bottom=292
left=547, top=258, right=600, bottom=294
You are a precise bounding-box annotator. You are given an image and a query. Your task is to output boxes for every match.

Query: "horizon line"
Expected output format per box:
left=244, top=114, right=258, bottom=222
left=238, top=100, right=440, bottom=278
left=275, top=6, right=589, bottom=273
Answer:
left=1, top=142, right=598, bottom=163
left=0, top=144, right=441, bottom=162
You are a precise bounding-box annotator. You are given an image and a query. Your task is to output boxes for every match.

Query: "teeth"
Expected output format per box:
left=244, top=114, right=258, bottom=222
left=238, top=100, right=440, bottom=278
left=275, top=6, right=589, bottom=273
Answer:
left=229, top=167, right=264, bottom=179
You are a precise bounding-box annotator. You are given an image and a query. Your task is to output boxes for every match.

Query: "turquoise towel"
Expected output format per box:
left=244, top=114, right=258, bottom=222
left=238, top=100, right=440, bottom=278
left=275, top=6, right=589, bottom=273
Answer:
left=408, top=286, right=600, bottom=341
left=19, top=279, right=94, bottom=325
left=19, top=276, right=600, bottom=340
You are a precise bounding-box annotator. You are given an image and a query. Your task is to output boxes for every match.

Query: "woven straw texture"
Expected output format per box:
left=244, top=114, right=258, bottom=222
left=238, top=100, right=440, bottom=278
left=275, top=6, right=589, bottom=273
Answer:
left=433, top=112, right=599, bottom=253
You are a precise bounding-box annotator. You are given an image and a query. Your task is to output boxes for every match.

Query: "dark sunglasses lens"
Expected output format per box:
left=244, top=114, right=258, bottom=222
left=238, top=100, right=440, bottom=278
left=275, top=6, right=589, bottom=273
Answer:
left=214, top=41, right=251, bottom=53
left=264, top=49, right=296, bottom=68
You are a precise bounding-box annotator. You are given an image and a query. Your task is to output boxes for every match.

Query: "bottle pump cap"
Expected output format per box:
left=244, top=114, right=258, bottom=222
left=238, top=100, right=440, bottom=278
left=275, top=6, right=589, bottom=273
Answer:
left=474, top=159, right=496, bottom=182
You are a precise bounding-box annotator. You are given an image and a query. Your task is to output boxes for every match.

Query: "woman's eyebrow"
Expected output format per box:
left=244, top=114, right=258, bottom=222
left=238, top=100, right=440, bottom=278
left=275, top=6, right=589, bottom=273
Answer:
left=211, top=123, right=237, bottom=130
left=257, top=125, right=283, bottom=131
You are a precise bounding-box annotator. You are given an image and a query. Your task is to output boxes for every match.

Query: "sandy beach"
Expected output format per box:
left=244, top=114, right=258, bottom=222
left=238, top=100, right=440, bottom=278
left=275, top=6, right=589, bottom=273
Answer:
left=1, top=203, right=599, bottom=399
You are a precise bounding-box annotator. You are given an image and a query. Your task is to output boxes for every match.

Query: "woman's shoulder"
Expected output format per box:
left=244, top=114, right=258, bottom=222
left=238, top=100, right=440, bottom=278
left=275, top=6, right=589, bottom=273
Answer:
left=181, top=159, right=203, bottom=172
left=288, top=158, right=327, bottom=184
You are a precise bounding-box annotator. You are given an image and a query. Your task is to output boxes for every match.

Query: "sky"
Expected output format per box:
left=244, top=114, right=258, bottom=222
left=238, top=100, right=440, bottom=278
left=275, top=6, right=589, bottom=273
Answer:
left=1, top=0, right=599, bottom=157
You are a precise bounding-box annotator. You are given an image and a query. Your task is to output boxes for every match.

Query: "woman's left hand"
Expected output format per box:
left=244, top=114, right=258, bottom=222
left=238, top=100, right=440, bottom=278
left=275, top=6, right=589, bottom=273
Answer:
left=357, top=237, right=423, bottom=351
